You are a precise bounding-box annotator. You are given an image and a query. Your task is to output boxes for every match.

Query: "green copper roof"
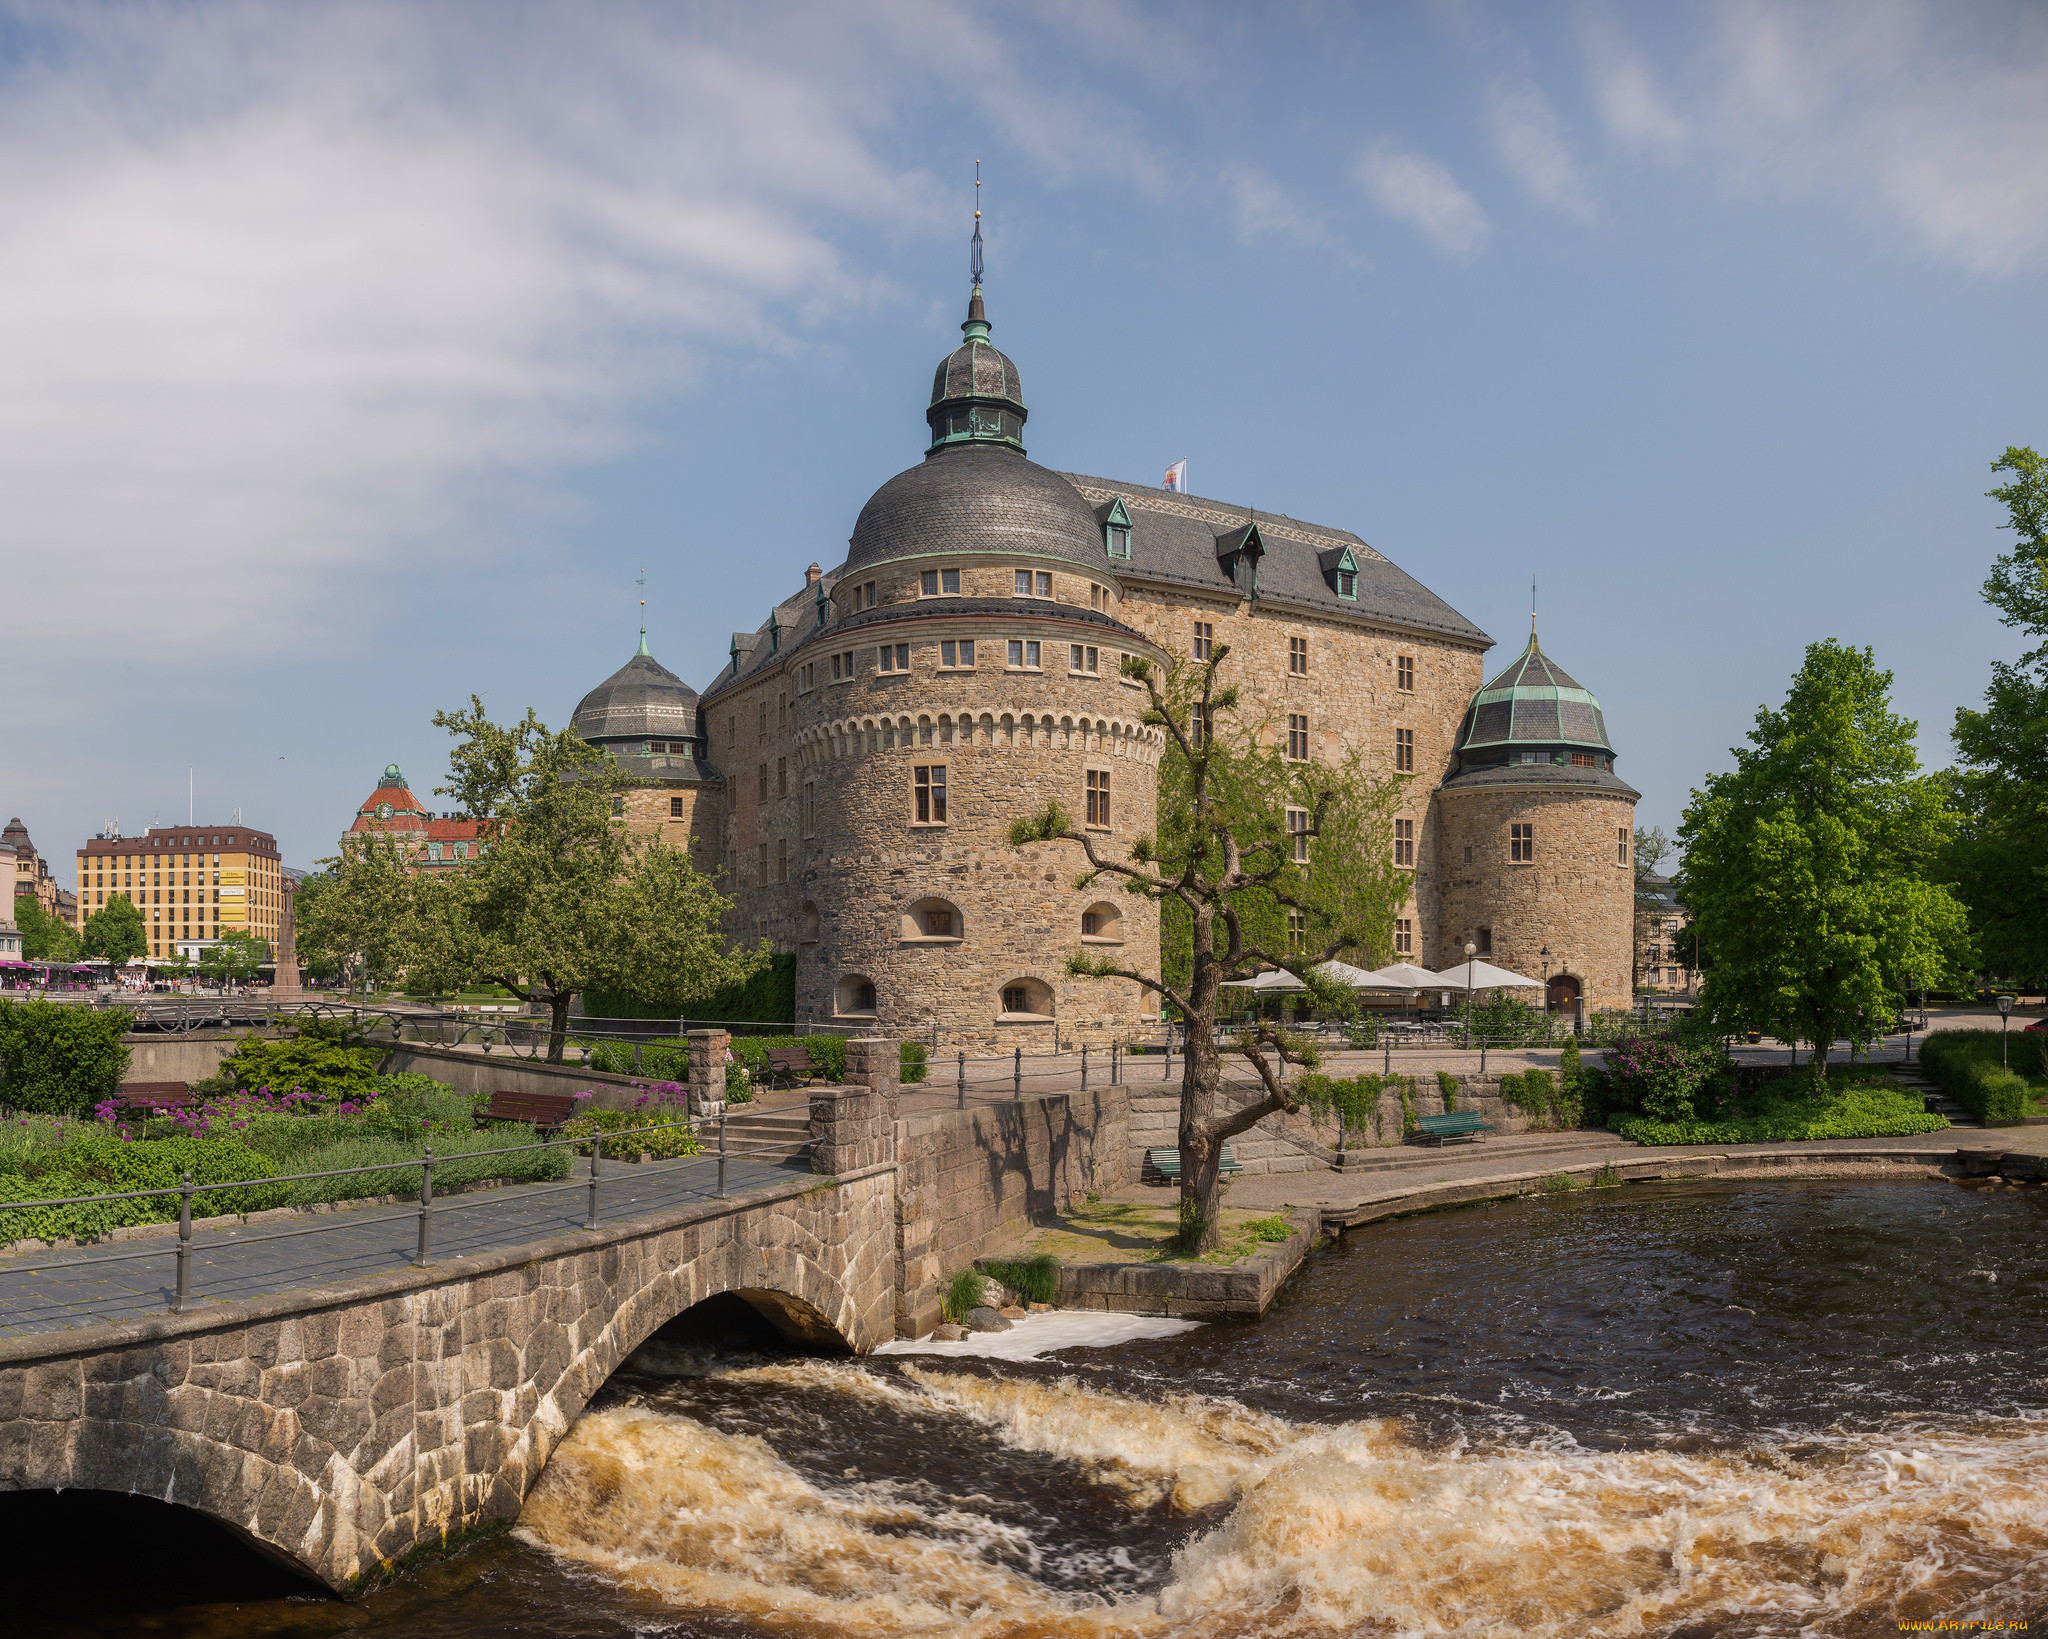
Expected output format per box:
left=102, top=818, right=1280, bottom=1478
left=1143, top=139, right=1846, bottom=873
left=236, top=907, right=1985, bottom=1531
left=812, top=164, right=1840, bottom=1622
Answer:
left=1453, top=631, right=1614, bottom=755
left=926, top=287, right=1027, bottom=455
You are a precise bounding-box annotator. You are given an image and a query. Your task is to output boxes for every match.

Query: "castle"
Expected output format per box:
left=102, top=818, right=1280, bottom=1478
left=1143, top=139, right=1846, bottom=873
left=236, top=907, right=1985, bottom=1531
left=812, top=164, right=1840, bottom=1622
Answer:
left=569, top=283, right=1638, bottom=1045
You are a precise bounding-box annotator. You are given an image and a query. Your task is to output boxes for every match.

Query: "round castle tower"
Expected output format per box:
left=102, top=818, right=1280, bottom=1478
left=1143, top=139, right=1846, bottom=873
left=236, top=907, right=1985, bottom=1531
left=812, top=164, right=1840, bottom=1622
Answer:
left=790, top=286, right=1167, bottom=1046
left=1433, top=629, right=1638, bottom=1015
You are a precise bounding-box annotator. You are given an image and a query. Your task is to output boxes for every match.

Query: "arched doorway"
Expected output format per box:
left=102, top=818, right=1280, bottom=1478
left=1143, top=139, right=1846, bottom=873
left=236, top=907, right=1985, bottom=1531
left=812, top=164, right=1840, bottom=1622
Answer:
left=1546, top=973, right=1582, bottom=1015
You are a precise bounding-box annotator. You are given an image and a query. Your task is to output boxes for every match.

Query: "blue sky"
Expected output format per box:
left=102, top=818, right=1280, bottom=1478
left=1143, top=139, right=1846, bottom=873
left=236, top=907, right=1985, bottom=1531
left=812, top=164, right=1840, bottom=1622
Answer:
left=4, top=0, right=2045, bottom=881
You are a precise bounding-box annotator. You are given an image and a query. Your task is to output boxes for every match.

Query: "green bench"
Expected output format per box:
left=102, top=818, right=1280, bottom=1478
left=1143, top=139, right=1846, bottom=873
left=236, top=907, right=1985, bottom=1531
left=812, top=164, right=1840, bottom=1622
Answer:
left=1414, top=1112, right=1492, bottom=1146
left=1144, top=1144, right=1243, bottom=1183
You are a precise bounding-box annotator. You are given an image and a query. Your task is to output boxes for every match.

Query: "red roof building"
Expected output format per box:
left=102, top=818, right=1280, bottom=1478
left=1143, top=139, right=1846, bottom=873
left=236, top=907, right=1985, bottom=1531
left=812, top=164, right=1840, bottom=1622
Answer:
left=345, top=765, right=488, bottom=874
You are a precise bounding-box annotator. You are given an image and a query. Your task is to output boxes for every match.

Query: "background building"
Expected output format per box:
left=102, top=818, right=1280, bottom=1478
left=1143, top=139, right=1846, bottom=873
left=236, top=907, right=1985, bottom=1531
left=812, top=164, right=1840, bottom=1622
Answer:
left=76, top=824, right=284, bottom=961
left=1637, top=872, right=1696, bottom=994
left=345, top=764, right=487, bottom=872
left=566, top=282, right=1639, bottom=1040
left=4, top=818, right=59, bottom=923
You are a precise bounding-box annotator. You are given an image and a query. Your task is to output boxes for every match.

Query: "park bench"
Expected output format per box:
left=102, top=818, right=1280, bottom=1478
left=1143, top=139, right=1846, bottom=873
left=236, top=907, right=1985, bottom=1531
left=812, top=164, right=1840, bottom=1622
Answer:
left=481, top=1090, right=579, bottom=1132
left=761, top=1046, right=817, bottom=1087
left=112, top=1082, right=196, bottom=1116
left=1414, top=1112, right=1492, bottom=1146
left=1143, top=1144, right=1243, bottom=1185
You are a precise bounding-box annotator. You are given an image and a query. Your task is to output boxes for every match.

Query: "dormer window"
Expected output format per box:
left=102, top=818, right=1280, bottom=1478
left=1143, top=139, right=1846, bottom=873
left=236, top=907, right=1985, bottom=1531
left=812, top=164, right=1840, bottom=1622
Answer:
left=1101, top=497, right=1134, bottom=559
left=1107, top=525, right=1129, bottom=557
left=1322, top=544, right=1359, bottom=600
left=1337, top=570, right=1356, bottom=597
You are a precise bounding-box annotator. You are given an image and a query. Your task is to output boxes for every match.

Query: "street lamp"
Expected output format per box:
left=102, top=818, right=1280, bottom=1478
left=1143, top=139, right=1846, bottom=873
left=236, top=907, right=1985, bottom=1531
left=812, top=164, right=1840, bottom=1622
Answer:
left=1999, top=991, right=2013, bottom=1068
left=1464, top=940, right=1477, bottom=1050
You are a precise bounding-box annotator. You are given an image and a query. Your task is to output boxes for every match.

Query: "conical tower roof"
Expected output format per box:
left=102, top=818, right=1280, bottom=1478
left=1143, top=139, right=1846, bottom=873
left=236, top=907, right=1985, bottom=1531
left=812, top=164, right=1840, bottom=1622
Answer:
left=1453, top=630, right=1613, bottom=757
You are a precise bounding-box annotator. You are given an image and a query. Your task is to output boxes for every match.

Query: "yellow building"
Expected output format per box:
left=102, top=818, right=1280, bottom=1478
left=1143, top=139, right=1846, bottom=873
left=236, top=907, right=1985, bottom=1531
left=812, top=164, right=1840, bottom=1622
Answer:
left=76, top=823, right=284, bottom=961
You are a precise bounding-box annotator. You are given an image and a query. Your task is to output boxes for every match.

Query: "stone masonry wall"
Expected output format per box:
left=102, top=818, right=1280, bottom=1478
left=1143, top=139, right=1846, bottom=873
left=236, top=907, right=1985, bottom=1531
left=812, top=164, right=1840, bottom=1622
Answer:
left=1434, top=784, right=1636, bottom=1013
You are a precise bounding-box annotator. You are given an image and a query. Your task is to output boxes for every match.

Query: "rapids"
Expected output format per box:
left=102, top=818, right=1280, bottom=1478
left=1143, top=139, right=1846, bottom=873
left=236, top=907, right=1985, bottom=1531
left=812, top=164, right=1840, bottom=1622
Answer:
left=21, top=1178, right=2048, bottom=1636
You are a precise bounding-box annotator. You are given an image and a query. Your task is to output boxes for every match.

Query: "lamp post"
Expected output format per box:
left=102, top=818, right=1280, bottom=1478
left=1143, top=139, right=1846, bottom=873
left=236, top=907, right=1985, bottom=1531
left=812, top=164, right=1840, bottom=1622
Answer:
left=1999, top=991, right=2013, bottom=1068
left=1464, top=940, right=1477, bottom=1050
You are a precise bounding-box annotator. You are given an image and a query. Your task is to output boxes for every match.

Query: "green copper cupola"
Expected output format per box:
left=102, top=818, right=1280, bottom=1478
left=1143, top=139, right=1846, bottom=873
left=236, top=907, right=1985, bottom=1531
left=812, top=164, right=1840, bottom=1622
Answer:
left=926, top=286, right=1028, bottom=456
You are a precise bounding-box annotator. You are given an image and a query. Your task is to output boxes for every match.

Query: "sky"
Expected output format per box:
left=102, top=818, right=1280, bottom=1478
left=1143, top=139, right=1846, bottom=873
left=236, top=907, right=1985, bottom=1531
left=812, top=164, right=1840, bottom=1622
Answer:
left=3, top=0, right=2045, bottom=883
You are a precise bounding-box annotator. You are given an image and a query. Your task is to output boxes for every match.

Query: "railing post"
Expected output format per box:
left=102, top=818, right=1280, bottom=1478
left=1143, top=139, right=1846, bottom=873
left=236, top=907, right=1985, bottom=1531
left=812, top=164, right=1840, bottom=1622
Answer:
left=633, top=1041, right=644, bottom=1074
left=1163, top=1036, right=1171, bottom=1080
left=1480, top=1038, right=1487, bottom=1075
left=957, top=1049, right=966, bottom=1109
left=1384, top=1035, right=1391, bottom=1076
left=717, top=1111, right=729, bottom=1198
left=1013, top=1046, right=1022, bottom=1100
left=1111, top=1040, right=1120, bottom=1085
left=585, top=1132, right=602, bottom=1230
left=414, top=1145, right=434, bottom=1266
left=1081, top=1043, right=1089, bottom=1091
left=171, top=1171, right=193, bottom=1313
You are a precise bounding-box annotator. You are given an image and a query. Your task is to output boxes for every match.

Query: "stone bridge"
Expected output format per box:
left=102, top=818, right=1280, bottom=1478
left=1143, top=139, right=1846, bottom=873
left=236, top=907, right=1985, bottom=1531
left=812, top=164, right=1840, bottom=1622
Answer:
left=0, top=1040, right=1130, bottom=1592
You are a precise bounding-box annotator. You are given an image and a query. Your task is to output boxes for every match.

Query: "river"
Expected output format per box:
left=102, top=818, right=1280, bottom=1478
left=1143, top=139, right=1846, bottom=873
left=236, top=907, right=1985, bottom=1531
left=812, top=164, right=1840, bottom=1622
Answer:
left=20, top=1178, right=2048, bottom=1636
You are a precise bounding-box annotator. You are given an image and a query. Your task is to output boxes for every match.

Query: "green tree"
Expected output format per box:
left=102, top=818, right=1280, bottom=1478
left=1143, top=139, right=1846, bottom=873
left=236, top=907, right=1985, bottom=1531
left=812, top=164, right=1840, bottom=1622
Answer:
left=0, top=997, right=131, bottom=1114
left=1933, top=446, right=2048, bottom=986
left=1676, top=640, right=1970, bottom=1074
left=403, top=700, right=769, bottom=1062
left=80, top=893, right=147, bottom=971
left=198, top=930, right=270, bottom=985
left=295, top=840, right=419, bottom=998
left=1010, top=648, right=1409, bottom=1251
left=13, top=896, right=81, bottom=963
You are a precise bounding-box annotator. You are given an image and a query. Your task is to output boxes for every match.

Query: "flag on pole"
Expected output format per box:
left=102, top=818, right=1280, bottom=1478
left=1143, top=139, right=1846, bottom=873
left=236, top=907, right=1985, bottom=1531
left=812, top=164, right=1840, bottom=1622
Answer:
left=1163, top=460, right=1187, bottom=493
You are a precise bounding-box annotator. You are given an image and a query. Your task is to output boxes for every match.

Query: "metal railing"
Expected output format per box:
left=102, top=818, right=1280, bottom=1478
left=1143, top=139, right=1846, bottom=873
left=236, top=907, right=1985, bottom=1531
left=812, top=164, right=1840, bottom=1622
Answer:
left=0, top=1110, right=802, bottom=1315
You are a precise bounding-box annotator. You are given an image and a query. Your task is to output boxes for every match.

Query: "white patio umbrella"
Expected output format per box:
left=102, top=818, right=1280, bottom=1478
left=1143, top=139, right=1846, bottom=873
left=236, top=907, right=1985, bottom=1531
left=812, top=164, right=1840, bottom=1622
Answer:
left=1310, top=960, right=1382, bottom=988
left=1219, top=969, right=1308, bottom=991
left=1353, top=962, right=1446, bottom=988
left=1436, top=958, right=1544, bottom=990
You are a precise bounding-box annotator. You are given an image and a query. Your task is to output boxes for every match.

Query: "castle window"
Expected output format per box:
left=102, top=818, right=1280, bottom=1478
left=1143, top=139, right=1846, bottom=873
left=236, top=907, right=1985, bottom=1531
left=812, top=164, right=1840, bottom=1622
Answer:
left=1015, top=569, right=1053, bottom=598
left=799, top=663, right=814, bottom=692
left=1086, top=769, right=1112, bottom=828
left=777, top=757, right=788, bottom=797
left=757, top=842, right=768, bottom=883
left=670, top=797, right=684, bottom=818
left=776, top=838, right=788, bottom=883
left=921, top=570, right=937, bottom=595
left=1287, top=714, right=1308, bottom=761
left=901, top=897, right=963, bottom=941
left=1618, top=826, right=1630, bottom=865
left=757, top=763, right=768, bottom=802
left=878, top=643, right=910, bottom=672
left=1193, top=621, right=1213, bottom=660
left=779, top=692, right=788, bottom=726
left=1395, top=728, right=1414, bottom=772
left=1397, top=655, right=1414, bottom=692
left=836, top=974, right=877, bottom=1016
left=800, top=901, right=821, bottom=942
left=1337, top=570, right=1356, bottom=598
left=1395, top=917, right=1413, bottom=955
left=913, top=765, right=947, bottom=824
left=1287, top=910, right=1306, bottom=952
left=1091, top=583, right=1110, bottom=612
left=940, top=639, right=976, bottom=669
left=1006, top=639, right=1041, bottom=670
left=862, top=581, right=877, bottom=609
left=1288, top=807, right=1309, bottom=862
left=1190, top=702, right=1211, bottom=747
left=1511, top=823, right=1534, bottom=863
left=1476, top=927, right=1493, bottom=956
left=1080, top=901, right=1123, bottom=943
left=999, top=978, right=1054, bottom=1020
left=611, top=796, right=625, bottom=816
left=1288, top=636, right=1309, bottom=676
left=1572, top=751, right=1595, bottom=768
left=1070, top=645, right=1098, bottom=674
left=758, top=700, right=768, bottom=738
left=1394, top=817, right=1415, bottom=867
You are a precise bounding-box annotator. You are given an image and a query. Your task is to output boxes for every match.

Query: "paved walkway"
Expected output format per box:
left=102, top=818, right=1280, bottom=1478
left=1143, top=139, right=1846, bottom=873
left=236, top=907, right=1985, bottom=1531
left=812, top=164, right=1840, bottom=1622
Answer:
left=0, top=1150, right=808, bottom=1340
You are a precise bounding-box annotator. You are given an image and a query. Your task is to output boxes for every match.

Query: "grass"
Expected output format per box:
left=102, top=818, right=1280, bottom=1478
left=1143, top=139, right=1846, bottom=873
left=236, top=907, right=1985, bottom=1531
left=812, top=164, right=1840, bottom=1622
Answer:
left=942, top=1269, right=988, bottom=1321
left=1003, top=1199, right=1302, bottom=1267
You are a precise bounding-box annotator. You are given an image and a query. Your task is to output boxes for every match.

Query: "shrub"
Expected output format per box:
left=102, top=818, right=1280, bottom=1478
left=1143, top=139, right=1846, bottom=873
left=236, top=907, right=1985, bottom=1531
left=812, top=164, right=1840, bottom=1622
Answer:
left=0, top=1132, right=289, bottom=1233
left=1238, top=1215, right=1293, bottom=1243
left=1435, top=1070, right=1458, bottom=1112
left=283, top=1125, right=570, bottom=1206
left=0, top=1000, right=132, bottom=1116
left=1295, top=1072, right=1410, bottom=1135
left=725, top=1060, right=753, bottom=1103
left=943, top=1268, right=988, bottom=1321
left=584, top=952, right=797, bottom=1026
left=1614, top=1078, right=1946, bottom=1145
left=977, top=1253, right=1059, bottom=1304
left=1498, top=1067, right=1554, bottom=1112
left=585, top=1039, right=692, bottom=1081
left=1602, top=1037, right=1732, bottom=1124
left=0, top=1172, right=122, bottom=1243
left=562, top=1084, right=701, bottom=1161
left=215, top=1034, right=380, bottom=1103
left=1919, top=1030, right=2042, bottom=1123
left=901, top=1041, right=928, bottom=1085
left=731, top=1035, right=848, bottom=1083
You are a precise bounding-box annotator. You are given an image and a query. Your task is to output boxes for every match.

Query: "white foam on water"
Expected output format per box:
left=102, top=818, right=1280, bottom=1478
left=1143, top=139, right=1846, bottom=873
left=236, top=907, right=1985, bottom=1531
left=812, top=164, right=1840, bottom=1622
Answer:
left=872, top=1310, right=1203, bottom=1361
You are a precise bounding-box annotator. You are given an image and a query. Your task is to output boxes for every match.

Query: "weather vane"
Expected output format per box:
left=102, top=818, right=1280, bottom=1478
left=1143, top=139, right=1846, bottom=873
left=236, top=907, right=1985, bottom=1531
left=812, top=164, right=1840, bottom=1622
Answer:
left=637, top=567, right=648, bottom=654
left=971, top=159, right=983, bottom=290
left=1531, top=574, right=1538, bottom=634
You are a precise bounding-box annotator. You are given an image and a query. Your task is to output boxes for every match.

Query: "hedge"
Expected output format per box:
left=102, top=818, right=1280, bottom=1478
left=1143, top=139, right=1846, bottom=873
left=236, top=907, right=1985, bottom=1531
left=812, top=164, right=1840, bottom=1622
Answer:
left=1919, top=1030, right=2042, bottom=1123
left=1613, top=1079, right=1947, bottom=1145
left=584, top=953, right=797, bottom=1027
left=0, top=1000, right=132, bottom=1116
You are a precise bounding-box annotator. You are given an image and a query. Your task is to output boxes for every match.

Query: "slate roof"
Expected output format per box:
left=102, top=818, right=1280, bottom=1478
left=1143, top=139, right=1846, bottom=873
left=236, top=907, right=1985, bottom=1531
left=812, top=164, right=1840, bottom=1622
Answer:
left=847, top=446, right=1106, bottom=574
left=1437, top=760, right=1640, bottom=799
left=1452, top=632, right=1613, bottom=756
left=572, top=650, right=702, bottom=743
left=1059, top=473, right=1491, bottom=647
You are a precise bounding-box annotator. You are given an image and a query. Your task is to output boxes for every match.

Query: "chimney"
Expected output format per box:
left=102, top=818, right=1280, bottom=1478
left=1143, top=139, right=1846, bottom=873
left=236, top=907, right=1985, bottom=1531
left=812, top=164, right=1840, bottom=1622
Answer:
left=805, top=562, right=822, bottom=586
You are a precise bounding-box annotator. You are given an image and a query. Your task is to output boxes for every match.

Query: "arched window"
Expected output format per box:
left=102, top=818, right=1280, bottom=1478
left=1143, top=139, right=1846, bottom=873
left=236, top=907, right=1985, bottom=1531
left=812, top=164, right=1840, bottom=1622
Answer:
left=900, top=898, right=964, bottom=942
left=835, top=974, right=877, bottom=1017
left=800, top=901, right=821, bottom=943
left=998, top=977, right=1054, bottom=1020
left=1079, top=901, right=1123, bottom=944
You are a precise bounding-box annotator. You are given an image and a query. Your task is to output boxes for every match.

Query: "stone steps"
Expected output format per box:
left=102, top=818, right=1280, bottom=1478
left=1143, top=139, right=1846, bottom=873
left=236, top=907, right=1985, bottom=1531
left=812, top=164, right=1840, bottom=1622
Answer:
left=1335, top=1131, right=1627, bottom=1175
left=715, top=1108, right=814, bottom=1160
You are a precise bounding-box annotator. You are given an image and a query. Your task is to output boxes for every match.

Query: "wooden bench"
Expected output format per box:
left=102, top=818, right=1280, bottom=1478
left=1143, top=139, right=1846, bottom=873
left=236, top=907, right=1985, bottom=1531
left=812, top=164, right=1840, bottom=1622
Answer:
left=112, top=1081, right=196, bottom=1115
left=1414, top=1112, right=1493, bottom=1146
left=761, top=1046, right=816, bottom=1087
left=1143, top=1144, right=1243, bottom=1184
left=481, top=1090, right=579, bottom=1132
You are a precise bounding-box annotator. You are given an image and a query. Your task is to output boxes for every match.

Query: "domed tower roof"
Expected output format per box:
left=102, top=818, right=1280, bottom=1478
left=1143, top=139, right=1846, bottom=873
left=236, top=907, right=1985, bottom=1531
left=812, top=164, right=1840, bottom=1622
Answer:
left=572, top=642, right=701, bottom=746
left=1444, top=629, right=1636, bottom=794
left=352, top=765, right=426, bottom=830
left=926, top=288, right=1027, bottom=456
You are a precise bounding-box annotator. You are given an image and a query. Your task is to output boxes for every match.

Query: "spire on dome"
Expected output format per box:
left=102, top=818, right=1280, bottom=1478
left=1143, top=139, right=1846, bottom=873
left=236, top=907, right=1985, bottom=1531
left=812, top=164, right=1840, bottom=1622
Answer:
left=971, top=158, right=984, bottom=294
left=636, top=567, right=650, bottom=656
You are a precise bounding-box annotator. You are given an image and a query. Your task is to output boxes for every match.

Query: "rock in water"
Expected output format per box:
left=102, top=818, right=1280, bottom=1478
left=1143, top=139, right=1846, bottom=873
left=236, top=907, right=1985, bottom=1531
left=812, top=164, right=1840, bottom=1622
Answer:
left=931, top=1322, right=967, bottom=1341
left=998, top=1304, right=1028, bottom=1320
left=964, top=1306, right=1012, bottom=1333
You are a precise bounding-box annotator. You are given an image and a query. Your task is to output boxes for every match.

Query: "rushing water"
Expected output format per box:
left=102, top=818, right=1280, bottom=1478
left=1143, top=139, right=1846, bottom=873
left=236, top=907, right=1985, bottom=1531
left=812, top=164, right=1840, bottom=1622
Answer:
left=20, top=1179, right=2048, bottom=1636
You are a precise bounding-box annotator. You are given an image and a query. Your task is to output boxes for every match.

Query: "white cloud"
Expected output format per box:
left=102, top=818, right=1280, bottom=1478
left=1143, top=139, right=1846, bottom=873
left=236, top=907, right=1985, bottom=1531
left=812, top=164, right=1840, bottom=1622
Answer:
left=1354, top=138, right=1490, bottom=260
left=1485, top=75, right=1594, bottom=218
left=1220, top=163, right=1359, bottom=261
left=1584, top=0, right=2048, bottom=276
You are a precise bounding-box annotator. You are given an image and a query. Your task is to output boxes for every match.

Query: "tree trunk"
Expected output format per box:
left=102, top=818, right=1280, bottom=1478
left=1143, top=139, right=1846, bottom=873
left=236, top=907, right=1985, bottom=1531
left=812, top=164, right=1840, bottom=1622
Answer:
left=1176, top=924, right=1230, bottom=1253
left=546, top=991, right=572, bottom=1063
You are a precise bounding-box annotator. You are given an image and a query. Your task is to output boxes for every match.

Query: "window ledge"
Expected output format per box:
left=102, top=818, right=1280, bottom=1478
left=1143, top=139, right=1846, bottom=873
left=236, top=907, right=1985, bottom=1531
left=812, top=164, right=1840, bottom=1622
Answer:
left=1078, top=935, right=1123, bottom=946
left=996, top=1013, right=1055, bottom=1025
left=934, top=666, right=977, bottom=674
left=899, top=934, right=963, bottom=945
left=907, top=821, right=948, bottom=830
left=1005, top=666, right=1043, bottom=675
left=833, top=1010, right=878, bottom=1022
